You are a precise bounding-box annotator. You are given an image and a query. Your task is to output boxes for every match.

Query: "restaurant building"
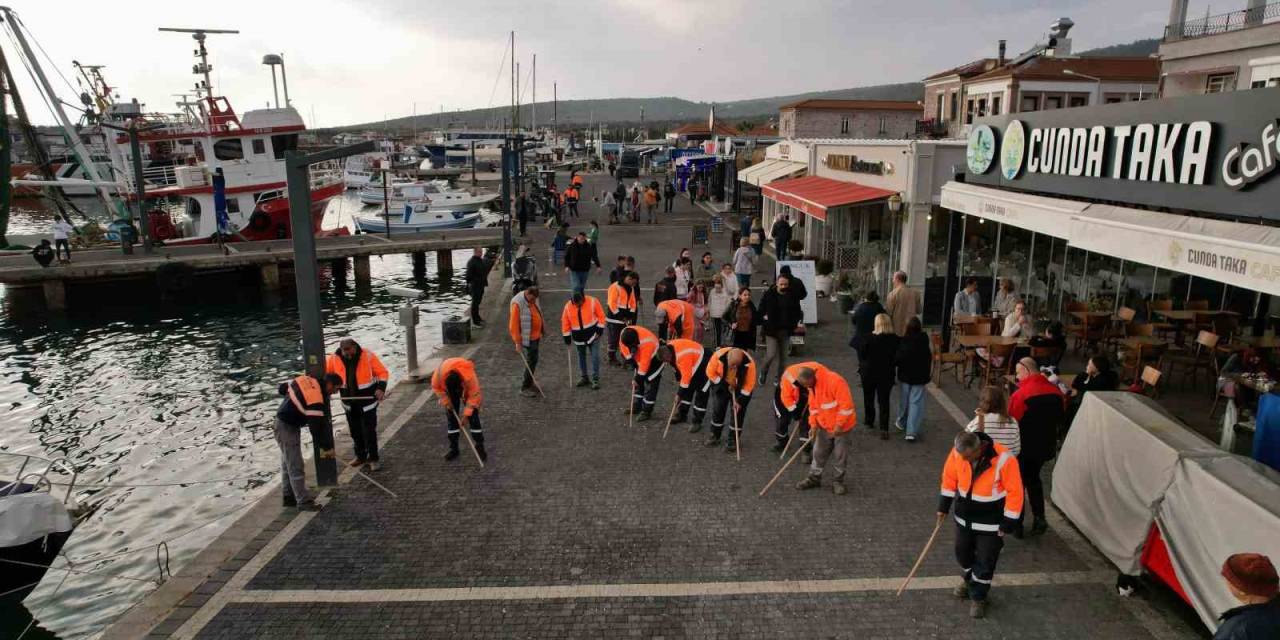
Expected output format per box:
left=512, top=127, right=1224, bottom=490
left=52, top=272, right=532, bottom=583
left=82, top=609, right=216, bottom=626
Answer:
left=936, top=86, right=1280, bottom=338
left=1159, top=0, right=1280, bottom=96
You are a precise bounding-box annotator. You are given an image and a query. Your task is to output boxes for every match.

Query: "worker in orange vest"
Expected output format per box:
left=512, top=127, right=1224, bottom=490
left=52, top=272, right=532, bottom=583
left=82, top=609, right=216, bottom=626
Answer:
left=655, top=298, right=696, bottom=341
left=324, top=338, right=390, bottom=471
left=704, top=347, right=757, bottom=451
left=509, top=286, right=544, bottom=397
left=571, top=172, right=584, bottom=189
left=274, top=372, right=342, bottom=510
left=605, top=271, right=640, bottom=366
left=936, top=430, right=1024, bottom=618
left=658, top=339, right=712, bottom=431
left=619, top=325, right=663, bottom=420
left=431, top=357, right=486, bottom=462
left=563, top=185, right=581, bottom=219
left=774, top=361, right=829, bottom=462
left=794, top=366, right=856, bottom=495
left=561, top=289, right=606, bottom=389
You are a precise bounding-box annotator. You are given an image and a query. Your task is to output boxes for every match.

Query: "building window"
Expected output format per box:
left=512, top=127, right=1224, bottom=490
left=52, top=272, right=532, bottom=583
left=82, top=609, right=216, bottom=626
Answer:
left=991, top=96, right=1001, bottom=116
left=1206, top=73, right=1234, bottom=93
left=1069, top=95, right=1088, bottom=108
left=1045, top=96, right=1063, bottom=110
left=878, top=115, right=887, bottom=135
left=949, top=92, right=958, bottom=122
left=965, top=98, right=975, bottom=124
left=213, top=138, right=244, bottom=161
left=271, top=134, right=299, bottom=160
left=977, top=98, right=987, bottom=117
left=935, top=94, right=944, bottom=121
left=225, top=197, right=241, bottom=215
left=251, top=138, right=266, bottom=155
left=1105, top=95, right=1123, bottom=104
left=1020, top=95, right=1039, bottom=112
left=840, top=116, right=850, bottom=134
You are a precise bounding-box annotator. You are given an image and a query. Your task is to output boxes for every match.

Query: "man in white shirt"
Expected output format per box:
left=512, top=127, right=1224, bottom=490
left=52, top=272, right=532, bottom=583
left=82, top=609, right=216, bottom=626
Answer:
left=52, top=217, right=75, bottom=263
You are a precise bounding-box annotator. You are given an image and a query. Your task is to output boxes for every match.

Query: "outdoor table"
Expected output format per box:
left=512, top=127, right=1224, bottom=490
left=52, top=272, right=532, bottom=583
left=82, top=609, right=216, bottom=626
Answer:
left=1068, top=311, right=1112, bottom=321
left=1154, top=310, right=1197, bottom=344
left=957, top=335, right=1025, bottom=387
left=1220, top=372, right=1274, bottom=451
left=1236, top=335, right=1280, bottom=350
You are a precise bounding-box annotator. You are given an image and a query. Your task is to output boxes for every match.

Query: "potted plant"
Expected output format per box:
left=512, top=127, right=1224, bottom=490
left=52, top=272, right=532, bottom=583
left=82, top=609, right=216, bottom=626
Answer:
left=787, top=239, right=805, bottom=260
left=814, top=259, right=835, bottom=298
left=834, top=271, right=856, bottom=314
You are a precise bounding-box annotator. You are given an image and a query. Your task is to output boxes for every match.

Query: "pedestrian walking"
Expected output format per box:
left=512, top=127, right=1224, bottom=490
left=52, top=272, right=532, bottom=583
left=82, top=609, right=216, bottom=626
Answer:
left=757, top=275, right=803, bottom=385
left=563, top=232, right=601, bottom=292
left=656, top=298, right=696, bottom=341
left=688, top=281, right=709, bottom=343
left=654, top=267, right=677, bottom=306
left=517, top=192, right=530, bottom=236
left=587, top=219, right=600, bottom=247
left=794, top=365, right=856, bottom=495
left=512, top=245, right=538, bottom=295
left=52, top=216, right=75, bottom=263
left=688, top=175, right=698, bottom=205
left=773, top=360, right=827, bottom=461
left=606, top=272, right=639, bottom=365
left=895, top=316, right=932, bottom=442
left=696, top=252, right=716, bottom=281
left=724, top=287, right=758, bottom=351
left=674, top=257, right=693, bottom=298
left=1007, top=357, right=1065, bottom=537
left=630, top=185, right=641, bottom=222
left=614, top=180, right=628, bottom=219
left=644, top=185, right=659, bottom=223
left=1214, top=553, right=1280, bottom=640
left=886, top=270, right=922, bottom=336
left=704, top=347, right=757, bottom=452
left=770, top=214, right=792, bottom=259
left=274, top=373, right=340, bottom=510
left=432, top=357, right=487, bottom=462
left=663, top=180, right=676, bottom=213
left=603, top=189, right=619, bottom=224
left=509, top=286, right=544, bottom=398
left=849, top=290, right=885, bottom=368
left=324, top=338, right=390, bottom=470
left=465, top=247, right=492, bottom=327
left=965, top=386, right=1021, bottom=456
left=563, top=185, right=581, bottom=219
left=720, top=263, right=739, bottom=298
left=660, top=339, right=712, bottom=431
left=550, top=223, right=569, bottom=269
left=708, top=275, right=732, bottom=347
left=861, top=313, right=900, bottom=438
left=733, top=238, right=756, bottom=291
left=750, top=216, right=765, bottom=256
left=561, top=289, right=605, bottom=389
left=620, top=325, right=663, bottom=420
left=937, top=430, right=1024, bottom=619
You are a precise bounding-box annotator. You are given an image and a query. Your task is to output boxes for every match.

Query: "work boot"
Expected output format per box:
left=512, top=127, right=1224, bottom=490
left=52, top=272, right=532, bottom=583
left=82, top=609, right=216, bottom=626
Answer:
left=952, top=582, right=970, bottom=599
left=1029, top=520, right=1048, bottom=537
left=576, top=377, right=591, bottom=387
left=795, top=476, right=821, bottom=490
left=771, top=440, right=786, bottom=453
left=637, top=410, right=654, bottom=422
left=670, top=413, right=688, bottom=425
left=688, top=420, right=704, bottom=433
left=476, top=444, right=488, bottom=462
left=704, top=434, right=722, bottom=447
left=880, top=430, right=890, bottom=441
left=296, top=501, right=322, bottom=512
left=282, top=495, right=297, bottom=508
left=832, top=481, right=847, bottom=496
left=367, top=461, right=382, bottom=472
left=591, top=378, right=600, bottom=390
left=444, top=448, right=460, bottom=461
left=520, top=388, right=538, bottom=398
left=969, top=600, right=987, bottom=619
left=350, top=458, right=367, bottom=468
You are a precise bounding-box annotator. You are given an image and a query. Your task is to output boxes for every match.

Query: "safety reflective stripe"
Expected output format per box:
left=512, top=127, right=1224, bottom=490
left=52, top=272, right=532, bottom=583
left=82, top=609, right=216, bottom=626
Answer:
left=1003, top=509, right=1021, bottom=519
left=970, top=575, right=993, bottom=584
left=363, top=402, right=378, bottom=412
left=676, top=348, right=703, bottom=358
left=967, top=490, right=1007, bottom=503
left=953, top=516, right=1000, bottom=532
left=837, top=409, right=854, bottom=416
left=646, top=362, right=665, bottom=380
left=288, top=384, right=324, bottom=417
left=819, top=401, right=838, bottom=409
left=940, top=489, right=956, bottom=498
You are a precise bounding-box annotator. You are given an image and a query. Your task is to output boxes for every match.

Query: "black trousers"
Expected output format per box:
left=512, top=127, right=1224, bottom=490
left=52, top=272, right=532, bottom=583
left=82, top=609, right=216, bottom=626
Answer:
left=1017, top=453, right=1048, bottom=521
left=676, top=369, right=711, bottom=424
left=55, top=238, right=71, bottom=260
left=663, top=197, right=674, bottom=212
left=469, top=284, right=485, bottom=323
left=861, top=377, right=892, bottom=429
left=518, top=217, right=528, bottom=236
left=709, top=385, right=750, bottom=441
left=445, top=402, right=484, bottom=451
left=631, top=359, right=664, bottom=413
left=955, top=525, right=1004, bottom=602
left=345, top=403, right=379, bottom=461
left=606, top=321, right=625, bottom=360
left=773, top=386, right=810, bottom=445
left=521, top=341, right=540, bottom=389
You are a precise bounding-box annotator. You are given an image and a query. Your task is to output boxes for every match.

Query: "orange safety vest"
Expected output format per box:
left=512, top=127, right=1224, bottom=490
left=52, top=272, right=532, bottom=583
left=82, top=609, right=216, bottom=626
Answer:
left=606, top=282, right=638, bottom=322
left=286, top=374, right=326, bottom=419
left=668, top=339, right=707, bottom=388
left=705, top=347, right=758, bottom=396
left=657, top=299, right=696, bottom=339
left=509, top=291, right=544, bottom=347
left=571, top=174, right=583, bottom=187
left=432, top=357, right=483, bottom=417
left=561, top=295, right=606, bottom=344
left=779, top=361, right=827, bottom=412
left=564, top=187, right=580, bottom=202
left=324, top=349, right=389, bottom=395
left=940, top=439, right=1024, bottom=533
left=619, top=326, right=660, bottom=376
left=806, top=368, right=856, bottom=433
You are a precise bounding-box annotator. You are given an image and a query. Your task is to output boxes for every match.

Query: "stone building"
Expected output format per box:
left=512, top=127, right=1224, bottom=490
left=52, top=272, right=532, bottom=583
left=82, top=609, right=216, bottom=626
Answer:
left=776, top=100, right=921, bottom=140
left=1159, top=0, right=1280, bottom=96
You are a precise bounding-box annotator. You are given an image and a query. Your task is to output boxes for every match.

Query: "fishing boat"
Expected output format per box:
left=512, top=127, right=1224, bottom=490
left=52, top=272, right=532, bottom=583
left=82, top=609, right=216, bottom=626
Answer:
left=353, top=202, right=481, bottom=233
left=357, top=180, right=497, bottom=212
left=0, top=454, right=78, bottom=605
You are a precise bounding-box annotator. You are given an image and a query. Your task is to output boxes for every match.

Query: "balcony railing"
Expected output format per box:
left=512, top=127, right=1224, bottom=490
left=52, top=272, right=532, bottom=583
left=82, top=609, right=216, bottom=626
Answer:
left=914, top=119, right=949, bottom=138
left=1166, top=0, right=1280, bottom=41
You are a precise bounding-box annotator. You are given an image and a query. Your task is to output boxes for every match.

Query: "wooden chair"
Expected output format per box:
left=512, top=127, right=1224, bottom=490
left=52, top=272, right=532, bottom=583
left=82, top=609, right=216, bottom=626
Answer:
left=1121, top=342, right=1167, bottom=384
left=1137, top=366, right=1162, bottom=398
left=1104, top=306, right=1137, bottom=351
left=963, top=322, right=993, bottom=337
left=1148, top=299, right=1177, bottom=342
left=1070, top=315, right=1108, bottom=354
left=931, top=332, right=967, bottom=384
left=1163, top=330, right=1220, bottom=393
left=981, top=342, right=1017, bottom=388
left=1031, top=345, right=1063, bottom=368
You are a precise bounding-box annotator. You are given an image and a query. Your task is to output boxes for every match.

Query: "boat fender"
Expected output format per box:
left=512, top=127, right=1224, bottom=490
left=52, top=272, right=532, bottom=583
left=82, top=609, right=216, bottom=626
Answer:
left=248, top=212, right=272, bottom=232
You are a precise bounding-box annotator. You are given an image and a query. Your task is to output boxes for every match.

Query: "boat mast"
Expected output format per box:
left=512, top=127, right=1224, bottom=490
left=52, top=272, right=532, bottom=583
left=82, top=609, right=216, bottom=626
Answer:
left=531, top=53, right=536, bottom=135
left=158, top=27, right=238, bottom=101
left=1, top=7, right=118, bottom=213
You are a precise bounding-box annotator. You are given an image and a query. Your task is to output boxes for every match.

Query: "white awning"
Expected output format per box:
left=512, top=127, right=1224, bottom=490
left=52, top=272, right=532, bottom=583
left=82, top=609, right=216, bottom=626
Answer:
left=737, top=159, right=806, bottom=187
left=940, top=182, right=1087, bottom=239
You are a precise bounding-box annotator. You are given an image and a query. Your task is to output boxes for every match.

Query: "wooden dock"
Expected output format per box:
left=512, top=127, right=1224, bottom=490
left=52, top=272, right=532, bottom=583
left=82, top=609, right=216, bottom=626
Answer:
left=0, top=228, right=504, bottom=309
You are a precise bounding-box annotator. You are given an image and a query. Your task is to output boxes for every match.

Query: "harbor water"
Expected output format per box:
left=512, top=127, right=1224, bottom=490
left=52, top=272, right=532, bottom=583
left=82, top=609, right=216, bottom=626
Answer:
left=0, top=192, right=489, bottom=638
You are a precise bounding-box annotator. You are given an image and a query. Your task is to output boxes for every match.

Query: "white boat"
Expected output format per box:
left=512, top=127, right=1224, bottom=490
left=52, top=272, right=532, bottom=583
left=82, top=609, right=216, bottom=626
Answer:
left=343, top=153, right=389, bottom=189
left=358, top=181, right=497, bottom=212
left=353, top=202, right=482, bottom=233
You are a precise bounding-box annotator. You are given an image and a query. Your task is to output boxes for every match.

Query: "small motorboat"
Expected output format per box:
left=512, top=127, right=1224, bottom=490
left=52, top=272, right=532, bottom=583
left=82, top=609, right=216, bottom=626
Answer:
left=358, top=181, right=497, bottom=212
left=353, top=202, right=482, bottom=233
left=1, top=456, right=79, bottom=605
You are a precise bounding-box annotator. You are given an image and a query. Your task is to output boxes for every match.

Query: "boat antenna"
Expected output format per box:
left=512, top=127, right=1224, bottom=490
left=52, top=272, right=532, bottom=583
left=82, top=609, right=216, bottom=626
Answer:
left=157, top=27, right=239, bottom=100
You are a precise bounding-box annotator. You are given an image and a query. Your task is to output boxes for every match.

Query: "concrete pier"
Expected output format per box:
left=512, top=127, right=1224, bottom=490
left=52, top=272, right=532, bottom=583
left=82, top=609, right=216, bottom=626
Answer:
left=352, top=255, right=371, bottom=288
left=411, top=251, right=426, bottom=277
left=435, top=249, right=452, bottom=276
left=259, top=263, right=281, bottom=292
left=41, top=279, right=66, bottom=310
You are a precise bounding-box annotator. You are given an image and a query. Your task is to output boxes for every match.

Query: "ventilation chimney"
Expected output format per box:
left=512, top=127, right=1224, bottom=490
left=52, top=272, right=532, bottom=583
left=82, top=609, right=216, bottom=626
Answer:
left=998, top=40, right=1007, bottom=65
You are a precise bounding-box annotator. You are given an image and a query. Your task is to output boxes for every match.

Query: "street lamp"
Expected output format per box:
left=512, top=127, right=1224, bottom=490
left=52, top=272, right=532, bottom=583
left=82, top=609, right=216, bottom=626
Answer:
left=1063, top=69, right=1102, bottom=107
left=887, top=192, right=903, bottom=213
left=262, top=53, right=290, bottom=108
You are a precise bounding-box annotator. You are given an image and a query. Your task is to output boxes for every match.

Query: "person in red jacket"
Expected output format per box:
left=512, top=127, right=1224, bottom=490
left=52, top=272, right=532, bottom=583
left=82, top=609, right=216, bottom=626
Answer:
left=1007, top=357, right=1065, bottom=537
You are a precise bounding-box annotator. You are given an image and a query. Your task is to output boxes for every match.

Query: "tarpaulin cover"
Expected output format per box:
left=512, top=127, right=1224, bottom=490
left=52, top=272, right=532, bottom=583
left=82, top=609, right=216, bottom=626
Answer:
left=1050, top=392, right=1224, bottom=574
left=1157, top=455, right=1280, bottom=631
left=0, top=491, right=72, bottom=547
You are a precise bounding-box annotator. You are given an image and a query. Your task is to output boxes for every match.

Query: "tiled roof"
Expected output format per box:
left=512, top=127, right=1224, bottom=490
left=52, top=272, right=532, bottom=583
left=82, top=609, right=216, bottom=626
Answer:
left=744, top=121, right=778, bottom=136
left=924, top=58, right=999, bottom=81
left=670, top=120, right=740, bottom=136
left=778, top=99, right=922, bottom=112
left=967, top=56, right=1160, bottom=83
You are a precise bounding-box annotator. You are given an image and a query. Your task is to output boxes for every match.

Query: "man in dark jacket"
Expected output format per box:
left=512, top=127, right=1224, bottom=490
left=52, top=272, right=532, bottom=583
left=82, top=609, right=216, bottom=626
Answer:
left=778, top=264, right=807, bottom=304
left=1008, top=357, right=1065, bottom=537
left=465, top=248, right=491, bottom=327
left=663, top=180, right=676, bottom=212
left=849, top=290, right=885, bottom=364
left=895, top=316, right=932, bottom=442
left=757, top=275, right=804, bottom=384
left=563, top=232, right=601, bottom=292
left=771, top=215, right=792, bottom=259
left=654, top=267, right=677, bottom=306
left=1214, top=553, right=1280, bottom=640
left=516, top=192, right=531, bottom=236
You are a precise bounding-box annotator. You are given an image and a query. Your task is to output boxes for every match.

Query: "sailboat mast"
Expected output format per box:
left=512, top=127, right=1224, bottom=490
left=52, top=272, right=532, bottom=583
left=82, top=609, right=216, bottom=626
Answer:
left=531, top=54, right=536, bottom=135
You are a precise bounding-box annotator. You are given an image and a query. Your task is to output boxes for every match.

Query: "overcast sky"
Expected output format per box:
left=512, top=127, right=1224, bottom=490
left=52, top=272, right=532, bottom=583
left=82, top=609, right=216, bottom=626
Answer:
left=7, top=0, right=1181, bottom=127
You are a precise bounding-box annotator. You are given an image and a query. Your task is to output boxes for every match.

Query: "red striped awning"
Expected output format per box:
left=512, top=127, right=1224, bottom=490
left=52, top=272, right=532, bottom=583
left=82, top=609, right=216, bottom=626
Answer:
left=761, top=175, right=895, bottom=221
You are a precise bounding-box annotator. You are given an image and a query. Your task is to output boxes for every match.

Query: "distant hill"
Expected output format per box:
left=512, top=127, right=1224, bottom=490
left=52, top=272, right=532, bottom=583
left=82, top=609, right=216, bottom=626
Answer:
left=1076, top=38, right=1160, bottom=58
left=329, top=82, right=924, bottom=132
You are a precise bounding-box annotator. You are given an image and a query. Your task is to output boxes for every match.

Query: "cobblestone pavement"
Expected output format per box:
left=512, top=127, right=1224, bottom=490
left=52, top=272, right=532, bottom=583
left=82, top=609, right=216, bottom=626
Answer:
left=157, top=172, right=1205, bottom=639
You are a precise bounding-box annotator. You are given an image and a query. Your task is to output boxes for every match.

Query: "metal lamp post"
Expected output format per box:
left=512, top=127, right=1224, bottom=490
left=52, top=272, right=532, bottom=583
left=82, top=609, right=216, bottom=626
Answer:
left=262, top=53, right=289, bottom=108
left=1063, top=69, right=1102, bottom=107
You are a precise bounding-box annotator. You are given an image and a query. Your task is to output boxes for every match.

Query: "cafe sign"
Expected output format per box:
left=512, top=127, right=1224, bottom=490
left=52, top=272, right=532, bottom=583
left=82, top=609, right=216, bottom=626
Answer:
left=823, top=153, right=894, bottom=176
left=963, top=87, right=1280, bottom=220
